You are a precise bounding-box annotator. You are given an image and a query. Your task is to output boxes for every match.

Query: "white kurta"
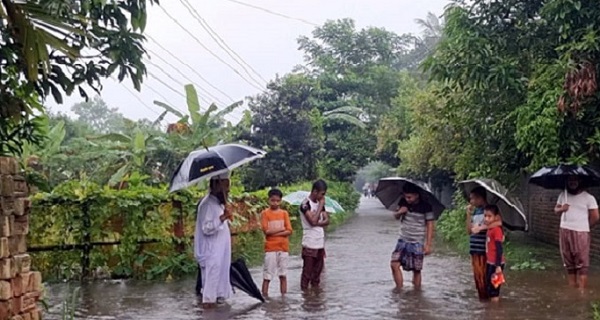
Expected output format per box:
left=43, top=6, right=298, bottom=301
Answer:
left=194, top=194, right=233, bottom=303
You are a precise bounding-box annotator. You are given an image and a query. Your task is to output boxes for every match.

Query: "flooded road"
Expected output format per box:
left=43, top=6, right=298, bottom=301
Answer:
left=44, top=198, right=599, bottom=319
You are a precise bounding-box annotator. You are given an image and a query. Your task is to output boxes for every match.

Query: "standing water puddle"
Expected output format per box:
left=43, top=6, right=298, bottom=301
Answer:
left=43, top=198, right=599, bottom=319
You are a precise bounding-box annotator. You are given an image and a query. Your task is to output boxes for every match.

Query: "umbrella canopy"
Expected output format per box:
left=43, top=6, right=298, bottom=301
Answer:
left=282, top=191, right=345, bottom=213
left=230, top=259, right=265, bottom=303
left=529, top=164, right=600, bottom=189
left=375, top=177, right=446, bottom=220
left=458, top=179, right=528, bottom=231
left=169, top=144, right=266, bottom=192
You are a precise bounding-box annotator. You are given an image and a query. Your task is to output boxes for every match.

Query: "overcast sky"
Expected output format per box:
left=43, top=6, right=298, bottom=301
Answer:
left=46, top=0, right=450, bottom=124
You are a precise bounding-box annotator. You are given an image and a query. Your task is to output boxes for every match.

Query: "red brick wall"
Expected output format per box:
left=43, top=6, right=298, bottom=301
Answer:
left=527, top=185, right=600, bottom=260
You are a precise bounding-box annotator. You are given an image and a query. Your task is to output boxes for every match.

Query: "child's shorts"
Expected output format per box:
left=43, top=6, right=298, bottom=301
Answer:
left=263, top=251, right=289, bottom=280
left=391, top=239, right=424, bottom=272
left=485, top=263, right=505, bottom=298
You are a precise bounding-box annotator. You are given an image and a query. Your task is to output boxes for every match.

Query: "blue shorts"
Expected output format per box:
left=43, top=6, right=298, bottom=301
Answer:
left=391, top=239, right=424, bottom=271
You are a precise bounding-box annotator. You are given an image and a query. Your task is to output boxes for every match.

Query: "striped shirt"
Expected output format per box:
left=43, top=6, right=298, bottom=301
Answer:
left=398, top=199, right=435, bottom=243
left=469, top=207, right=486, bottom=255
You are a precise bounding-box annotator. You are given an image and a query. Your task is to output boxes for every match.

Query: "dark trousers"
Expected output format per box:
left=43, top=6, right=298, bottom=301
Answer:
left=195, top=264, right=202, bottom=295
left=301, top=247, right=325, bottom=290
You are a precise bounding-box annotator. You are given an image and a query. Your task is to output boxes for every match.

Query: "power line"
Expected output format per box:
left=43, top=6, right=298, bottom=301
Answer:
left=146, top=58, right=242, bottom=123
left=146, top=70, right=242, bottom=123
left=180, top=0, right=268, bottom=85
left=146, top=59, right=211, bottom=104
left=147, top=71, right=187, bottom=100
left=146, top=47, right=227, bottom=106
left=146, top=34, right=236, bottom=102
left=157, top=5, right=264, bottom=91
left=225, top=0, right=318, bottom=27
left=111, top=78, right=162, bottom=118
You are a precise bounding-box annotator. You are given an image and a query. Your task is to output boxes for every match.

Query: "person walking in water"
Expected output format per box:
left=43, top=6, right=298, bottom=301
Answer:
left=390, top=183, right=435, bottom=290
left=299, top=179, right=330, bottom=291
left=260, top=188, right=293, bottom=297
left=554, top=176, right=599, bottom=289
left=194, top=173, right=233, bottom=309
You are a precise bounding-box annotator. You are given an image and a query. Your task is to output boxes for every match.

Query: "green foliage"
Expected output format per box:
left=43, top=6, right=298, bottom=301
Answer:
left=71, top=97, right=129, bottom=134
left=154, top=83, right=243, bottom=151
left=30, top=178, right=358, bottom=281
left=593, top=302, right=600, bottom=320
left=435, top=195, right=469, bottom=253
left=241, top=74, right=323, bottom=189
left=1, top=0, right=158, bottom=155
left=392, top=0, right=600, bottom=186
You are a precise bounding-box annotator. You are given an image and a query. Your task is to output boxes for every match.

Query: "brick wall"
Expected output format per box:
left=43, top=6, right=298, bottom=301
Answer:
left=527, top=184, right=600, bottom=261
left=0, top=157, right=42, bottom=320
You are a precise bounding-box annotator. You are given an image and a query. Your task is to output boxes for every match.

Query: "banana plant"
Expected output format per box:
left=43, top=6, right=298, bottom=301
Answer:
left=154, top=84, right=243, bottom=152
left=87, top=128, right=166, bottom=187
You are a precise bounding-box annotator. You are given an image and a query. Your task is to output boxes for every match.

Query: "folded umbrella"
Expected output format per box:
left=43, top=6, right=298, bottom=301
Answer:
left=458, top=178, right=528, bottom=231
left=375, top=177, right=446, bottom=220
left=282, top=191, right=345, bottom=213
left=230, top=259, right=265, bottom=303
left=169, top=143, right=266, bottom=192
left=529, top=164, right=600, bottom=189
left=194, top=260, right=265, bottom=303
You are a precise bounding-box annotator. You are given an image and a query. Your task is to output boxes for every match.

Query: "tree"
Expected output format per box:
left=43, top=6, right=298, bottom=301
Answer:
left=1, top=0, right=158, bottom=156
left=71, top=96, right=127, bottom=134
left=404, top=0, right=600, bottom=187
left=241, top=74, right=323, bottom=189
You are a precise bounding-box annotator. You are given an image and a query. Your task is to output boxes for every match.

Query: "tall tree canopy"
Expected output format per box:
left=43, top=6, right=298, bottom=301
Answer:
left=385, top=0, right=600, bottom=187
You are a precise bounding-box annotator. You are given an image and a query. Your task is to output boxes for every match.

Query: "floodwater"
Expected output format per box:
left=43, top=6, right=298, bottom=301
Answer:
left=44, top=198, right=599, bottom=320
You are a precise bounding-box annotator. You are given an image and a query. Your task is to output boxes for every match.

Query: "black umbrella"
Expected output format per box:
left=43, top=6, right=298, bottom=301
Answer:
left=458, top=179, right=528, bottom=231
left=169, top=144, right=266, bottom=192
left=195, top=259, right=265, bottom=303
left=375, top=177, right=446, bottom=219
left=230, top=259, right=265, bottom=303
left=529, top=164, right=600, bottom=189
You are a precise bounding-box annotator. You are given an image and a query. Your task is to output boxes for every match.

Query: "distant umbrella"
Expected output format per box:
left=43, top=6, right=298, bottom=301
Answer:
left=169, top=143, right=266, bottom=192
left=375, top=177, right=446, bottom=219
left=282, top=191, right=345, bottom=213
left=529, top=164, right=600, bottom=189
left=458, top=178, right=528, bottom=231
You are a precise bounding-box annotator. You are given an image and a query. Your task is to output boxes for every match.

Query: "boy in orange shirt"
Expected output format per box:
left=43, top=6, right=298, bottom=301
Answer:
left=261, top=189, right=293, bottom=297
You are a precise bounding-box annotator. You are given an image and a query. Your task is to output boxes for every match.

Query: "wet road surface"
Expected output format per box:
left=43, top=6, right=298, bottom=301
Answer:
left=44, top=198, right=600, bottom=319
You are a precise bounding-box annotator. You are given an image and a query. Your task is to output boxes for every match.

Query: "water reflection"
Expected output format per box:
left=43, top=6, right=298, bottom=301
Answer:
left=43, top=199, right=599, bottom=320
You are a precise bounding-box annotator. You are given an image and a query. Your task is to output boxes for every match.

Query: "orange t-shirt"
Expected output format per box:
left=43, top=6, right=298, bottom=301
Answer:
left=261, top=208, right=293, bottom=252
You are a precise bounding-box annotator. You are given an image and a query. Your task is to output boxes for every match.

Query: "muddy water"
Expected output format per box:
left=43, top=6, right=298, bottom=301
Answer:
left=44, top=198, right=599, bottom=319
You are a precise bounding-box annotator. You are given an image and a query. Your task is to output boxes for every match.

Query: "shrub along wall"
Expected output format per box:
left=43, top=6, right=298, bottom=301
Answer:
left=28, top=179, right=360, bottom=281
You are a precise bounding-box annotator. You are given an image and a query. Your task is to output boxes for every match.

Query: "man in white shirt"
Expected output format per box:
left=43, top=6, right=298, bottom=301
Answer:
left=299, top=179, right=329, bottom=291
left=194, top=173, right=233, bottom=308
left=554, top=176, right=600, bottom=289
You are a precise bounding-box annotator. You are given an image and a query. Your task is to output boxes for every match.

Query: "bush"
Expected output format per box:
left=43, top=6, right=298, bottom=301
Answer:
left=30, top=178, right=358, bottom=281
